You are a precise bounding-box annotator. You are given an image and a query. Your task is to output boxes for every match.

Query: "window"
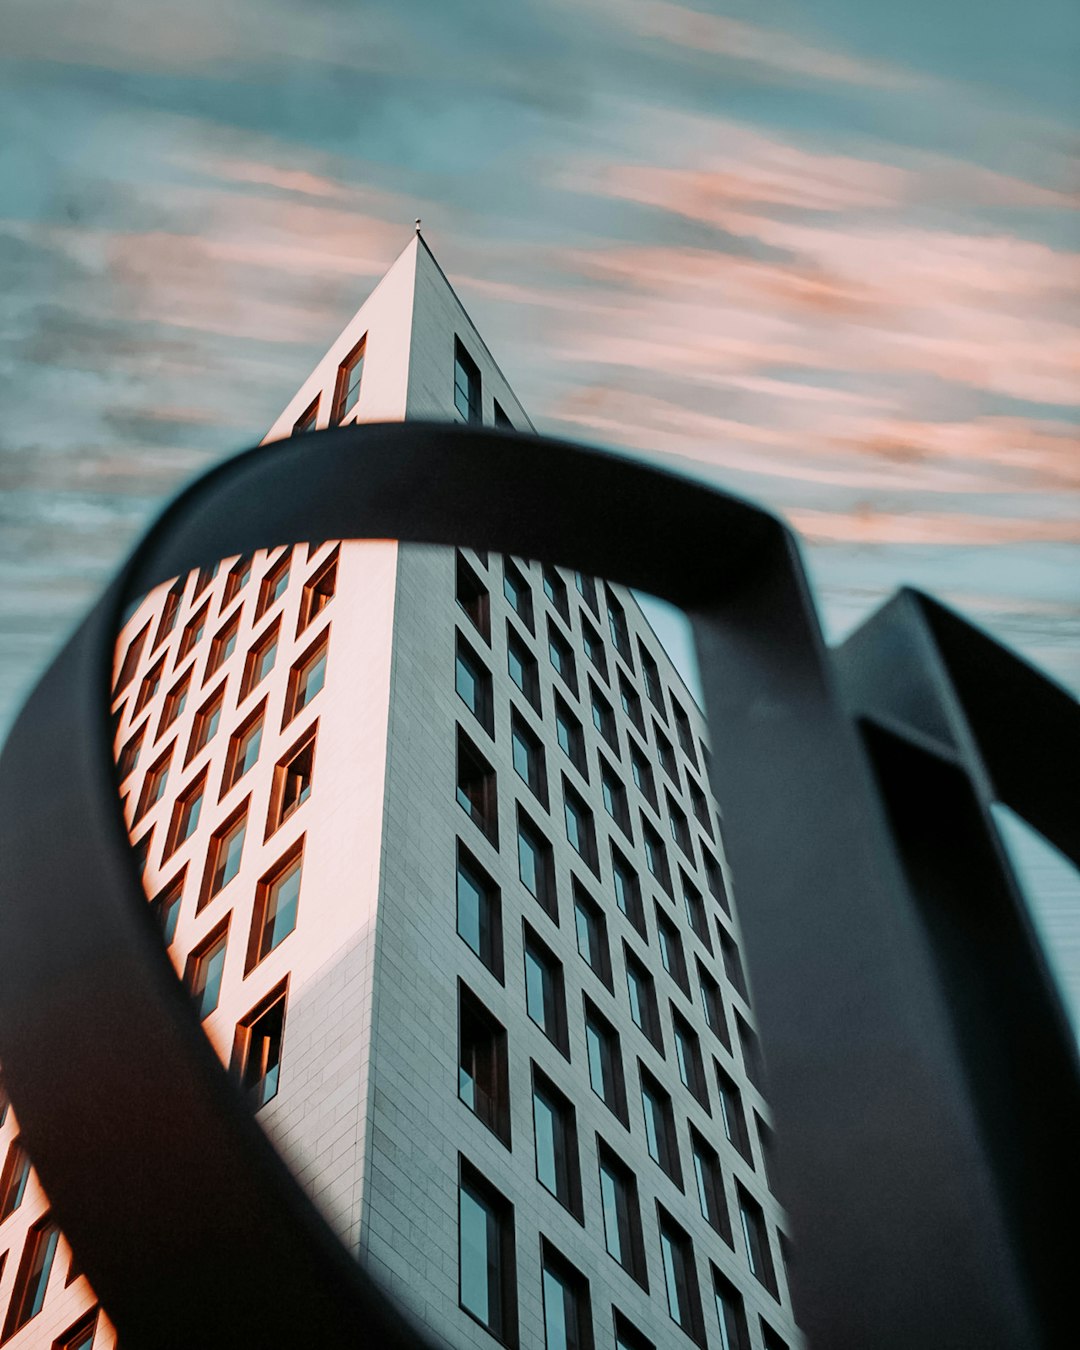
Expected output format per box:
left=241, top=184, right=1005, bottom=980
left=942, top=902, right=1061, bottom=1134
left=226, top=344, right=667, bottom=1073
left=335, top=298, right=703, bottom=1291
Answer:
left=703, top=848, right=730, bottom=916
left=640, top=1068, right=681, bottom=1185
left=178, top=602, right=209, bottom=661
left=696, top=962, right=729, bottom=1048
left=158, top=669, right=191, bottom=736
left=493, top=399, right=513, bottom=428
left=613, top=1311, right=654, bottom=1350
left=597, top=1141, right=647, bottom=1288
left=135, top=744, right=173, bottom=820
left=599, top=758, right=632, bottom=838
left=682, top=875, right=712, bottom=951
left=610, top=845, right=646, bottom=936
left=524, top=925, right=569, bottom=1056
left=605, top=588, right=632, bottom=662
left=292, top=395, right=320, bottom=435
left=507, top=627, right=541, bottom=712
left=267, top=728, right=316, bottom=836
left=547, top=623, right=577, bottom=694
left=642, top=820, right=672, bottom=894
left=117, top=725, right=144, bottom=780
left=151, top=874, right=184, bottom=946
left=690, top=1127, right=733, bottom=1244
left=658, top=1208, right=707, bottom=1346
left=246, top=847, right=303, bottom=972
left=672, top=1008, right=709, bottom=1108
left=222, top=555, right=252, bottom=607
left=712, top=1268, right=751, bottom=1350
left=532, top=1067, right=582, bottom=1217
left=458, top=984, right=510, bottom=1144
left=719, top=928, right=748, bottom=1000
left=455, top=632, right=493, bottom=734
left=573, top=882, right=611, bottom=988
left=222, top=703, right=264, bottom=794
left=207, top=614, right=240, bottom=678
left=656, top=908, right=689, bottom=993
left=256, top=552, right=291, bottom=620
left=454, top=338, right=482, bottom=423
left=457, top=729, right=498, bottom=844
left=517, top=809, right=556, bottom=918
left=459, top=1162, right=517, bottom=1343
left=135, top=656, right=164, bottom=713
left=666, top=793, right=693, bottom=859
left=53, top=1308, right=99, bottom=1350
left=574, top=570, right=599, bottom=615
left=638, top=643, right=664, bottom=714
left=0, top=1138, right=31, bottom=1221
left=240, top=621, right=279, bottom=700
left=688, top=778, right=714, bottom=839
left=716, top=1064, right=753, bottom=1162
left=154, top=581, right=183, bottom=649
left=187, top=685, right=224, bottom=762
left=624, top=946, right=663, bottom=1051
left=760, top=1321, right=790, bottom=1350
left=113, top=621, right=149, bottom=697
left=502, top=557, right=534, bottom=632
left=672, top=697, right=698, bottom=767
left=736, top=1182, right=778, bottom=1295
left=131, top=829, right=152, bottom=876
left=187, top=922, right=228, bottom=1019
left=457, top=844, right=503, bottom=979
left=456, top=551, right=490, bottom=643
left=332, top=334, right=366, bottom=421
left=233, top=983, right=286, bottom=1110
left=540, top=1241, right=593, bottom=1350
left=554, top=696, right=587, bottom=777
left=736, top=1014, right=764, bottom=1089
left=2, top=1216, right=60, bottom=1340
left=200, top=804, right=247, bottom=907
left=283, top=635, right=328, bottom=724
left=511, top=710, right=547, bottom=807
left=298, top=549, right=337, bottom=632
left=755, top=1113, right=776, bottom=1188
left=192, top=564, right=216, bottom=599
left=583, top=999, right=627, bottom=1123
left=563, top=781, right=598, bottom=874
left=542, top=566, right=570, bottom=622
left=164, top=771, right=206, bottom=857
left=618, top=674, right=644, bottom=733
left=653, top=722, right=677, bottom=782
left=588, top=681, right=617, bottom=750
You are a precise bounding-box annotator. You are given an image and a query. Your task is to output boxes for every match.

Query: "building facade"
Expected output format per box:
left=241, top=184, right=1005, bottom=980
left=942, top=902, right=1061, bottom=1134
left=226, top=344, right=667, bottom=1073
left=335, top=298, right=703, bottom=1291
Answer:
left=0, top=236, right=801, bottom=1350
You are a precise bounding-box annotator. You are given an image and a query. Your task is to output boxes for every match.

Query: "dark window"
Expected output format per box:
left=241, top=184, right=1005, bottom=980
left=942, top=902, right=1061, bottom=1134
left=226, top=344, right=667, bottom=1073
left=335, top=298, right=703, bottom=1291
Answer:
left=618, top=674, right=644, bottom=733
left=0, top=1138, right=31, bottom=1221
left=192, top=564, right=216, bottom=600
left=624, top=946, right=663, bottom=1051
left=736, top=1183, right=778, bottom=1295
left=580, top=618, right=606, bottom=683
left=716, top=1063, right=753, bottom=1163
left=234, top=983, right=286, bottom=1110
left=760, top=1320, right=790, bottom=1350
left=459, top=1161, right=517, bottom=1344
left=457, top=844, right=503, bottom=979
left=154, top=581, right=183, bottom=649
left=703, top=847, right=730, bottom=916
left=507, top=626, right=541, bottom=712
left=53, top=1308, right=99, bottom=1350
left=613, top=1310, right=655, bottom=1350
left=158, top=669, right=191, bottom=736
left=222, top=703, right=265, bottom=795
left=188, top=684, right=225, bottom=762
left=267, top=728, right=315, bottom=836
left=547, top=622, right=577, bottom=694
left=542, top=566, right=570, bottom=622
left=690, top=1127, right=733, bottom=1244
left=672, top=698, right=698, bottom=767
left=292, top=395, right=319, bottom=435
left=638, top=643, right=665, bottom=716
left=456, top=728, right=498, bottom=844
left=532, top=1066, right=582, bottom=1218
left=610, top=845, right=646, bottom=936
left=736, top=1014, right=765, bottom=1090
left=712, top=1268, right=751, bottom=1350
left=152, top=874, right=184, bottom=946
left=653, top=722, right=678, bottom=783
left=135, top=656, right=164, bottom=713
left=642, top=820, right=672, bottom=894
left=502, top=557, right=535, bottom=633
left=222, top=555, right=252, bottom=606
left=540, top=1240, right=594, bottom=1350
left=688, top=777, right=714, bottom=839
left=246, top=846, right=303, bottom=972
left=493, top=400, right=513, bottom=428
left=298, top=549, right=337, bottom=633
left=240, top=621, right=279, bottom=700
left=573, top=881, right=611, bottom=988
left=2, top=1215, right=60, bottom=1340
left=131, top=829, right=153, bottom=876
left=655, top=908, right=689, bottom=993
left=164, top=771, right=206, bottom=857
left=697, top=962, right=730, bottom=1048
left=599, top=758, right=632, bottom=838
left=605, top=587, right=632, bottom=663
left=666, top=793, right=693, bottom=859
left=284, top=634, right=328, bottom=724
left=207, top=613, right=239, bottom=678
left=200, top=803, right=247, bottom=907
left=517, top=808, right=557, bottom=919
left=178, top=600, right=209, bottom=661
left=113, top=621, right=150, bottom=697
left=682, top=874, right=712, bottom=951
left=333, top=335, right=367, bottom=421
left=555, top=696, right=588, bottom=778
left=597, top=1140, right=647, bottom=1288
left=187, top=922, right=228, bottom=1020
left=458, top=984, right=511, bottom=1144
left=720, top=927, right=748, bottom=1000
left=574, top=570, right=600, bottom=615
left=117, top=725, right=144, bottom=780
left=454, top=338, right=482, bottom=423
left=584, top=999, right=627, bottom=1123
left=640, top=1067, right=682, bottom=1185
left=456, top=633, right=493, bottom=734
left=658, top=1207, right=707, bottom=1346
left=136, top=743, right=173, bottom=821
left=456, top=551, right=491, bottom=643
left=257, top=552, right=291, bottom=620
left=756, top=1113, right=776, bottom=1190
left=672, top=1007, right=710, bottom=1109
left=524, top=924, right=569, bottom=1056
left=628, top=739, right=656, bottom=807
left=563, top=781, right=599, bottom=875
left=511, top=710, right=547, bottom=807
left=588, top=681, right=618, bottom=751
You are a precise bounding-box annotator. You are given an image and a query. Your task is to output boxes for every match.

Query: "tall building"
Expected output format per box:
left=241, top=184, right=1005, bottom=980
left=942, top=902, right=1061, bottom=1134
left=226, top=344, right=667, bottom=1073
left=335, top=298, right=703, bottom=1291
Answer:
left=0, top=235, right=801, bottom=1350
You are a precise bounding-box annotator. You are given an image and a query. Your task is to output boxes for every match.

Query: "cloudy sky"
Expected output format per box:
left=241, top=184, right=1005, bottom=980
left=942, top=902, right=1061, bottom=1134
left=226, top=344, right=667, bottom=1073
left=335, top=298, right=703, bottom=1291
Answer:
left=1, top=0, right=1077, bottom=1010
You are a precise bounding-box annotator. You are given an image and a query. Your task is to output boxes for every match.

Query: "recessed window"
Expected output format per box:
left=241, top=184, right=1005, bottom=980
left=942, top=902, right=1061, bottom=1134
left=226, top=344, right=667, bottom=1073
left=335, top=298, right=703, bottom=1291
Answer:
left=240, top=621, right=279, bottom=700
left=502, top=557, right=534, bottom=633
left=187, top=922, right=229, bottom=1020
left=605, top=587, right=632, bottom=663
left=736, top=1013, right=764, bottom=1089
left=457, top=843, right=503, bottom=980
left=542, top=566, right=570, bottom=622
left=117, top=724, right=144, bottom=780
left=192, top=564, right=216, bottom=600
left=696, top=961, right=730, bottom=1048
left=113, top=620, right=150, bottom=697
left=246, top=846, right=303, bottom=973
left=233, top=983, right=287, bottom=1110
left=658, top=1207, right=707, bottom=1346
left=580, top=617, right=606, bottom=680
left=618, top=674, right=644, bottom=733
left=600, top=758, right=632, bottom=838
left=517, top=808, right=556, bottom=919
left=456, top=632, right=494, bottom=734
left=221, top=703, right=264, bottom=796
left=511, top=710, right=547, bottom=807
left=154, top=580, right=184, bottom=649
left=688, top=777, right=714, bottom=840
left=666, top=794, right=693, bottom=859
left=737, top=1182, right=778, bottom=1295
left=672, top=1010, right=709, bottom=1108
left=573, top=881, right=611, bottom=989
left=719, top=927, right=748, bottom=1000
left=298, top=549, right=337, bottom=633
left=131, top=829, right=153, bottom=876
left=283, top=634, right=328, bottom=725
left=1, top=1215, right=60, bottom=1340
left=458, top=984, right=511, bottom=1145
left=456, top=551, right=491, bottom=643
left=584, top=998, right=627, bottom=1124
left=640, top=1066, right=682, bottom=1185
left=459, top=1160, right=517, bottom=1343
left=135, top=656, right=164, bottom=713
left=164, top=771, right=207, bottom=857
left=555, top=695, right=588, bottom=778
left=642, top=820, right=672, bottom=894
left=628, top=739, right=657, bottom=808
left=653, top=722, right=677, bottom=783
left=756, top=1114, right=776, bottom=1189
left=563, top=780, right=598, bottom=875
left=206, top=613, right=240, bottom=679
left=610, top=845, right=646, bottom=936
left=493, top=399, right=513, bottom=429
left=333, top=335, right=367, bottom=422
left=574, top=570, right=599, bottom=615
left=507, top=626, right=541, bottom=712
left=532, top=1066, right=582, bottom=1218
left=53, top=1307, right=99, bottom=1350
left=200, top=803, right=247, bottom=909
left=188, top=684, right=225, bottom=762
left=292, top=395, right=320, bottom=435
left=222, top=555, right=252, bottom=607
left=158, top=669, right=192, bottom=737
left=267, top=728, right=316, bottom=837
left=540, top=1240, right=593, bottom=1350
left=524, top=925, right=569, bottom=1056
left=151, top=873, right=184, bottom=946
left=588, top=681, right=617, bottom=751
left=597, top=1139, right=647, bottom=1288
left=656, top=908, right=690, bottom=994
left=613, top=1310, right=655, bottom=1350
left=135, top=743, right=173, bottom=820
left=712, top=1268, right=751, bottom=1350
left=691, top=1127, right=733, bottom=1244
left=638, top=644, right=664, bottom=714
left=672, top=697, right=699, bottom=768
left=761, top=1318, right=790, bottom=1350
left=178, top=601, right=209, bottom=662
left=454, top=338, right=482, bottom=423
left=716, top=1063, right=753, bottom=1163
left=547, top=622, right=577, bottom=694
left=703, top=848, right=731, bottom=916
left=0, top=1138, right=31, bottom=1221
left=682, top=874, right=712, bottom=951
left=624, top=946, right=663, bottom=1051
left=457, top=728, right=498, bottom=844
left=256, top=553, right=291, bottom=620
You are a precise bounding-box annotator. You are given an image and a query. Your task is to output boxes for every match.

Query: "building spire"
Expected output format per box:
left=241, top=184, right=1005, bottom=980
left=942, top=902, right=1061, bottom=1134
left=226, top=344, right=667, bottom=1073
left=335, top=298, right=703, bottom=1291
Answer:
left=415, top=217, right=422, bottom=235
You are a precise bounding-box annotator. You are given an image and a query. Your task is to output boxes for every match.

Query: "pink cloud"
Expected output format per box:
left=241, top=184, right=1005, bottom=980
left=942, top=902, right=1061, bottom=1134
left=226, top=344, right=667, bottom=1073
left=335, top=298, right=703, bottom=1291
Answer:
left=787, top=507, right=1080, bottom=546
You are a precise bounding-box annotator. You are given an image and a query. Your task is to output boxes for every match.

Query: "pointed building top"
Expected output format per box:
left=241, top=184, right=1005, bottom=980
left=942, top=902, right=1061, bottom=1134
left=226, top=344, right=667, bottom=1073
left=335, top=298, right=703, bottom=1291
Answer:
left=415, top=218, right=422, bottom=235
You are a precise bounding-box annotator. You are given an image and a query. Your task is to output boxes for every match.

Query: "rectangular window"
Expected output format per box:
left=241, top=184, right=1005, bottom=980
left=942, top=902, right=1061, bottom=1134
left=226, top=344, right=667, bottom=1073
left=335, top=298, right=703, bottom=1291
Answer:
left=457, top=843, right=503, bottom=979
left=207, top=614, right=240, bottom=679
left=454, top=338, right=482, bottom=423
left=653, top=722, right=678, bottom=783
left=507, top=626, right=541, bottom=712
left=333, top=335, right=366, bottom=422
left=690, top=1127, right=733, bottom=1244
left=583, top=998, right=627, bottom=1124
left=292, top=395, right=319, bottom=435
left=597, top=1140, right=647, bottom=1288
left=573, top=881, right=611, bottom=989
left=656, top=908, right=690, bottom=993
left=458, top=984, right=511, bottom=1144
left=580, top=618, right=606, bottom=680
left=542, top=566, right=570, bottom=622
left=588, top=681, right=618, bottom=751
left=563, top=780, right=598, bottom=874
left=502, top=557, right=535, bottom=633
left=532, top=1066, right=582, bottom=1218
left=221, top=702, right=265, bottom=796
left=188, top=684, right=225, bottom=762
left=284, top=634, right=328, bottom=725
left=541, top=1240, right=593, bottom=1350
left=720, top=928, right=748, bottom=1000
left=642, top=820, right=672, bottom=894
left=547, top=622, right=577, bottom=694
left=456, top=632, right=493, bottom=734
left=456, top=551, right=491, bottom=643
left=459, top=1162, right=517, bottom=1344
left=736, top=1013, right=764, bottom=1089
left=200, top=803, right=247, bottom=908
left=457, top=728, right=498, bottom=844
left=178, top=601, right=209, bottom=661
left=113, top=620, right=149, bottom=697
left=517, top=808, right=556, bottom=919
left=605, top=587, right=632, bottom=662
left=618, top=674, right=644, bottom=733
left=267, top=728, right=316, bottom=837
left=1, top=1215, right=60, bottom=1340
left=246, top=845, right=303, bottom=972
left=164, top=771, right=206, bottom=857
left=697, top=961, right=730, bottom=1048
left=666, top=793, right=693, bottom=859
left=555, top=695, right=588, bottom=778
left=703, top=849, right=731, bottom=916
left=574, top=570, right=599, bottom=615
left=672, top=1007, right=710, bottom=1108
left=152, top=873, right=184, bottom=946
left=716, top=1063, right=753, bottom=1162
left=712, top=1268, right=751, bottom=1350
left=672, top=697, right=699, bottom=767
left=610, top=845, right=646, bottom=936
left=688, top=777, right=714, bottom=840
left=256, top=552, right=291, bottom=620
left=599, top=758, right=632, bottom=838
left=640, top=1067, right=681, bottom=1185
left=298, top=548, right=337, bottom=633
left=0, top=1138, right=31, bottom=1221
left=658, top=1207, right=707, bottom=1346
left=187, top=922, right=229, bottom=1020
left=232, top=983, right=286, bottom=1110
left=682, top=874, right=712, bottom=951
left=737, top=1182, right=778, bottom=1294
left=511, top=710, right=547, bottom=807
left=240, top=621, right=279, bottom=700
left=624, top=945, right=663, bottom=1051
left=135, top=743, right=173, bottom=821
left=222, top=555, right=252, bottom=607
left=135, top=656, right=164, bottom=713
left=524, top=924, right=569, bottom=1056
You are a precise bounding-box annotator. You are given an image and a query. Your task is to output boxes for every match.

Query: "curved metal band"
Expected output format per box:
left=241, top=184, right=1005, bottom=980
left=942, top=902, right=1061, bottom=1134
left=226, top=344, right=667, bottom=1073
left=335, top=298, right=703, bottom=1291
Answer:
left=0, top=422, right=1075, bottom=1348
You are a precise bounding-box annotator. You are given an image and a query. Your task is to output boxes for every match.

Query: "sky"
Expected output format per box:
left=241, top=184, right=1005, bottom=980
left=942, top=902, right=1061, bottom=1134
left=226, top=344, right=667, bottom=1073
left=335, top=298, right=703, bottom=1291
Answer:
left=1, top=0, right=1077, bottom=1013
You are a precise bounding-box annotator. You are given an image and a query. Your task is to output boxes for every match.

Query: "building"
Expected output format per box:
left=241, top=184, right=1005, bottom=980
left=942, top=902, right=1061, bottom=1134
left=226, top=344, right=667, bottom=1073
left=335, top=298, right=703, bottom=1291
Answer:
left=0, top=234, right=801, bottom=1350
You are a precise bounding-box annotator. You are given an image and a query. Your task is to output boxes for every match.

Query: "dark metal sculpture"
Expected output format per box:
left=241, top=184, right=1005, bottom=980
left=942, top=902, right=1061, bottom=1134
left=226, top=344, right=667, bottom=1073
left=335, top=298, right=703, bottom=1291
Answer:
left=0, top=423, right=1075, bottom=1348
